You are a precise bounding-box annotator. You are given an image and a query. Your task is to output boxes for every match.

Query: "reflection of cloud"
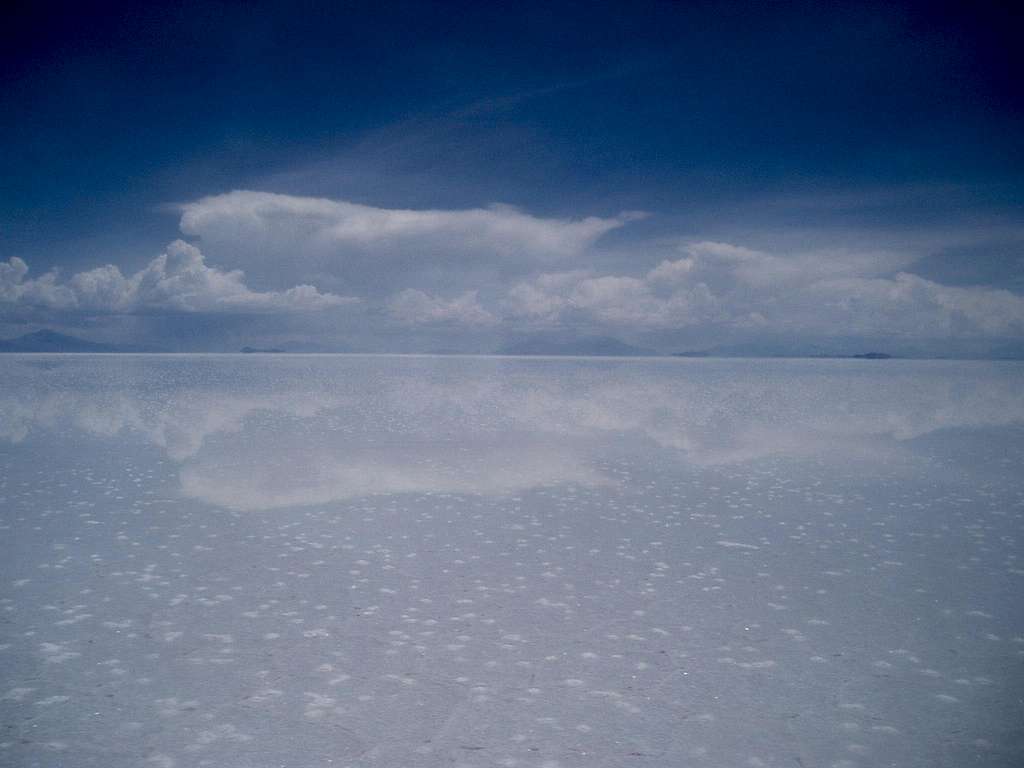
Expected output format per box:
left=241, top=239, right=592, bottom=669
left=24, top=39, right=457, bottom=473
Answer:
left=0, top=390, right=345, bottom=460
left=181, top=442, right=606, bottom=512
left=382, top=367, right=1024, bottom=465
left=2, top=359, right=1022, bottom=510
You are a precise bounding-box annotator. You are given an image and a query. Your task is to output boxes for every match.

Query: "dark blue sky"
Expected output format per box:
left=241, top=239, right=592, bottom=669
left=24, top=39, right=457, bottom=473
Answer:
left=1, top=1, right=1022, bottom=351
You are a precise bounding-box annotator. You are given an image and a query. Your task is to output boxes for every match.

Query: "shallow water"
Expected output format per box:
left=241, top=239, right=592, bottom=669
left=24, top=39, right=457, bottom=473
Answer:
left=1, top=354, right=1022, bottom=767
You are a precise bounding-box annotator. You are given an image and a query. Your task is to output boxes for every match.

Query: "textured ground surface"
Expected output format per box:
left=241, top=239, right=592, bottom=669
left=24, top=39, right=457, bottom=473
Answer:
left=1, top=355, right=1022, bottom=767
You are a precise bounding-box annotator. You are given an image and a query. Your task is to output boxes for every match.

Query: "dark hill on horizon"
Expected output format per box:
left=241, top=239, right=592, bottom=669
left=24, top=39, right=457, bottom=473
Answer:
left=497, top=336, right=654, bottom=356
left=0, top=330, right=137, bottom=353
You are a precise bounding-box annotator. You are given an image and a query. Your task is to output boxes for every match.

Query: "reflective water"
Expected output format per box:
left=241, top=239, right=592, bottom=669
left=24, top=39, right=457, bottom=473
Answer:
left=1, top=355, right=1022, bottom=766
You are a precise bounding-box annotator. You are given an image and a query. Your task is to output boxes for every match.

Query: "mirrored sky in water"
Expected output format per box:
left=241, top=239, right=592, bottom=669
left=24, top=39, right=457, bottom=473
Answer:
left=1, top=355, right=1022, bottom=767
left=3, top=355, right=1023, bottom=510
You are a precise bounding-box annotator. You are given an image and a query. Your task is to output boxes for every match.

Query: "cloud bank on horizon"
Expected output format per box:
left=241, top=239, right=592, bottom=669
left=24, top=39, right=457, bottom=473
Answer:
left=1, top=237, right=354, bottom=315
left=2, top=190, right=1022, bottom=352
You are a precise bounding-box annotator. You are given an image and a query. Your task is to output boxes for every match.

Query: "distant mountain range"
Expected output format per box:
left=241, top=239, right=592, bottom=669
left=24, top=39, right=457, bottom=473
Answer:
left=0, top=330, right=139, bottom=353
left=673, top=348, right=893, bottom=360
left=2, top=329, right=1022, bottom=359
left=672, top=339, right=1024, bottom=360
left=497, top=336, right=655, bottom=356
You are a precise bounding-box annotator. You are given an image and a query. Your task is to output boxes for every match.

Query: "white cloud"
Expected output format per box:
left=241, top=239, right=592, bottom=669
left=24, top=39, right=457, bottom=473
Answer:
left=7, top=187, right=1021, bottom=348
left=0, top=240, right=354, bottom=314
left=646, top=256, right=695, bottom=285
left=504, top=260, right=723, bottom=329
left=808, top=273, right=1024, bottom=336
left=386, top=288, right=496, bottom=326
left=180, top=192, right=634, bottom=262
left=176, top=191, right=638, bottom=294
left=568, top=275, right=686, bottom=327
left=0, top=257, right=77, bottom=309
left=501, top=240, right=1024, bottom=337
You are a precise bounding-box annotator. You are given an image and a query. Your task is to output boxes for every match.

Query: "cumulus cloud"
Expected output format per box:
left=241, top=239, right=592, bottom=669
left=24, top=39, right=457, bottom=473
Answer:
left=0, top=257, right=76, bottom=309
left=501, top=240, right=1024, bottom=337
left=180, top=191, right=641, bottom=261
left=8, top=187, right=1020, bottom=348
left=808, top=273, right=1024, bottom=336
left=386, top=288, right=496, bottom=326
left=0, top=240, right=354, bottom=314
left=504, top=254, right=725, bottom=330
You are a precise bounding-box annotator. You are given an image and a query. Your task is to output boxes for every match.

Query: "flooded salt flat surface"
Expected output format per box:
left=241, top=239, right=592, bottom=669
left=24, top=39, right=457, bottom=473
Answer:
left=1, top=354, right=1023, bottom=767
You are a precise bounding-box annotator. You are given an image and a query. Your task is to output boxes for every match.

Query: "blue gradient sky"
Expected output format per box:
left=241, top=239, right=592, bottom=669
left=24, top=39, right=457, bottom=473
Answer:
left=2, top=0, right=1022, bottom=353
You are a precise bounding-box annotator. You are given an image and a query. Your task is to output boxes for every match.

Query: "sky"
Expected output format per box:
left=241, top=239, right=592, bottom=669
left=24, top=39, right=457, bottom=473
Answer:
left=1, top=0, right=1022, bottom=354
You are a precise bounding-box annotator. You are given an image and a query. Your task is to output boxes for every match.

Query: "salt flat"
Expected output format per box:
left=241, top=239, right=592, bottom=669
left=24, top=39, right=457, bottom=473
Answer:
left=1, top=355, right=1022, bottom=767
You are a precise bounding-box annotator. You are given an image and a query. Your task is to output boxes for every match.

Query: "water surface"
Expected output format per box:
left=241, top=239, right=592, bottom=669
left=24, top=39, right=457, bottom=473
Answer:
left=1, top=355, right=1022, bottom=767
